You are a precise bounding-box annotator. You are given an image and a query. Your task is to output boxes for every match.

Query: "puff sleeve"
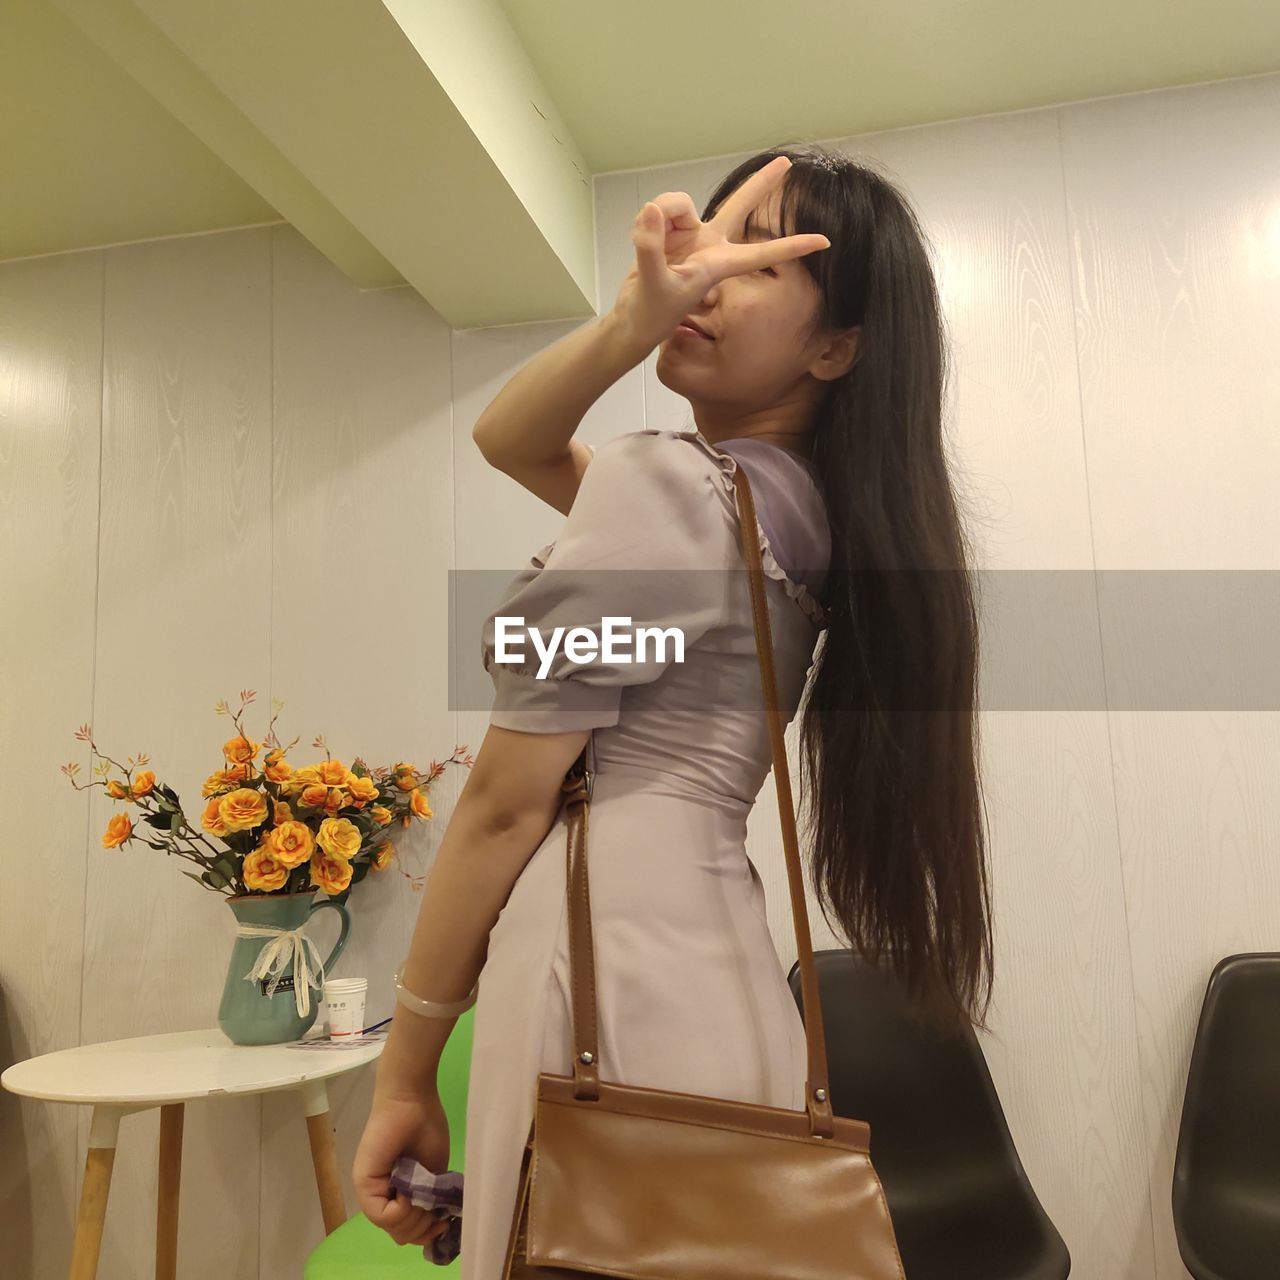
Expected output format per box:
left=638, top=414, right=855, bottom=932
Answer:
left=480, top=431, right=740, bottom=732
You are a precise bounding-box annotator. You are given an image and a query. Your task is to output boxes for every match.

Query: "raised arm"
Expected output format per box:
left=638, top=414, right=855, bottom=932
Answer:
left=471, top=312, right=646, bottom=515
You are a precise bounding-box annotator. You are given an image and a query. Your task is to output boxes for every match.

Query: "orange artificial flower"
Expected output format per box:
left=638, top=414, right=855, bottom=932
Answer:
left=201, top=763, right=249, bottom=798
left=243, top=847, right=289, bottom=892
left=347, top=775, right=379, bottom=806
left=391, top=764, right=420, bottom=792
left=370, top=842, right=394, bottom=871
left=370, top=804, right=392, bottom=827
left=223, top=735, right=260, bottom=767
left=265, top=819, right=314, bottom=869
left=201, top=795, right=230, bottom=837
left=289, top=762, right=353, bottom=815
left=131, top=769, right=156, bottom=798
left=292, top=760, right=351, bottom=791
left=217, top=788, right=269, bottom=833
left=296, top=783, right=330, bottom=810
left=102, top=813, right=132, bottom=848
left=262, top=748, right=291, bottom=784
left=272, top=799, right=293, bottom=825
left=310, top=849, right=353, bottom=896
left=316, top=817, right=361, bottom=862
left=409, top=788, right=433, bottom=821
left=106, top=780, right=129, bottom=799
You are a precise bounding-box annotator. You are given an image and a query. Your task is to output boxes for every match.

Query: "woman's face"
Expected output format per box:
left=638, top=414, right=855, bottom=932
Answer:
left=654, top=187, right=857, bottom=447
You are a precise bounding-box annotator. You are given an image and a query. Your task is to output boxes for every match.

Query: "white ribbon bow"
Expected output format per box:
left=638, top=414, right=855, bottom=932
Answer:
left=237, top=922, right=327, bottom=1019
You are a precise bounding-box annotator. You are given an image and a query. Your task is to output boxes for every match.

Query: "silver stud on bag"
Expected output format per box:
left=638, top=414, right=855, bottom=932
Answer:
left=815, top=1088, right=827, bottom=1101
left=579, top=1051, right=594, bottom=1064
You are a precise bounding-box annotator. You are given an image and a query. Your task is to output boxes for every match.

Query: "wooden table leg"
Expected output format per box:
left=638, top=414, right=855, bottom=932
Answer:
left=69, top=1105, right=124, bottom=1280
left=300, top=1078, right=347, bottom=1234
left=155, top=1103, right=184, bottom=1280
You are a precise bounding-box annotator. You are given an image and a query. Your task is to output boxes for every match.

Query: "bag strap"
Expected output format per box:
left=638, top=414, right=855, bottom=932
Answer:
left=558, top=462, right=836, bottom=1139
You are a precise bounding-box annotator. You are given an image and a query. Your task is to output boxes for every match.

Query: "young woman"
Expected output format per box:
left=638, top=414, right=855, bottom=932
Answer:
left=352, top=145, right=995, bottom=1273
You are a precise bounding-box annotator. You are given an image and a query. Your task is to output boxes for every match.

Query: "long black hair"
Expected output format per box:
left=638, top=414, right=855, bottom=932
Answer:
left=701, top=144, right=995, bottom=1037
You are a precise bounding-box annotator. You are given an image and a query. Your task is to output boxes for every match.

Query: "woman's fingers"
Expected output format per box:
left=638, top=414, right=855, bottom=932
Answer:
left=707, top=155, right=792, bottom=237
left=706, top=233, right=831, bottom=284
left=406, top=1215, right=450, bottom=1247
left=632, top=191, right=703, bottom=288
left=764, top=233, right=832, bottom=266
left=397, top=1213, right=449, bottom=1248
left=372, top=1192, right=409, bottom=1227
left=390, top=1209, right=431, bottom=1245
left=647, top=190, right=702, bottom=232
left=379, top=1198, right=431, bottom=1244
left=631, top=202, right=670, bottom=293
left=371, top=1190, right=451, bottom=1248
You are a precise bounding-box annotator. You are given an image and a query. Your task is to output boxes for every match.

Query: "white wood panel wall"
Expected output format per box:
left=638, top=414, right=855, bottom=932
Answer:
left=0, top=225, right=458, bottom=1279
left=3, top=69, right=1277, bottom=1279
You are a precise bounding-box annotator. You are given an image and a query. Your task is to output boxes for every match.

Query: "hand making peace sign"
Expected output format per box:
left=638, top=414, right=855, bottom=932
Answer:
left=608, top=155, right=832, bottom=354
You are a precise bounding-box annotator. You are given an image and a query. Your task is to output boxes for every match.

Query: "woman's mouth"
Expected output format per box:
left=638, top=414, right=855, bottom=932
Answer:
left=674, top=323, right=714, bottom=341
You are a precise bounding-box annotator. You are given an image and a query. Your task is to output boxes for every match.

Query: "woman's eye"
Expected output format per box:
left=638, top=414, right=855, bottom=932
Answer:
left=757, top=266, right=776, bottom=276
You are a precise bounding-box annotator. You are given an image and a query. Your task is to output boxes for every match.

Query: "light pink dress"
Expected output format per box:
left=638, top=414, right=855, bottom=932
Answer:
left=461, top=427, right=830, bottom=1278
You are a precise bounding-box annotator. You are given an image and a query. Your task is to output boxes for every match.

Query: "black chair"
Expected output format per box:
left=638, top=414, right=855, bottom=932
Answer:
left=1172, top=952, right=1280, bottom=1280
left=787, top=949, right=1070, bottom=1279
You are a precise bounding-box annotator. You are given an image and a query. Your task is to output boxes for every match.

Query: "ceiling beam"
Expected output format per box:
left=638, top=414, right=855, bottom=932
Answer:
left=48, top=0, right=597, bottom=328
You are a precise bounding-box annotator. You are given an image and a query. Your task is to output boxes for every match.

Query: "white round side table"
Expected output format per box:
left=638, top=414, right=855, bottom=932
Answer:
left=1, top=1027, right=384, bottom=1280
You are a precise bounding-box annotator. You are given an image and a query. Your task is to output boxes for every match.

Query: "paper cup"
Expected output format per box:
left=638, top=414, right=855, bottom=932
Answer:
left=323, top=977, right=368, bottom=1038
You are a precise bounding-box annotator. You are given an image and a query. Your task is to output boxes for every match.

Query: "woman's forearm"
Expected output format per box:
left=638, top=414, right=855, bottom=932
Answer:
left=471, top=310, right=648, bottom=468
left=372, top=800, right=547, bottom=1100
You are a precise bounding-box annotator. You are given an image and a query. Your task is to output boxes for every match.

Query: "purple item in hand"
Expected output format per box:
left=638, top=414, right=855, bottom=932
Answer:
left=387, top=1156, right=464, bottom=1265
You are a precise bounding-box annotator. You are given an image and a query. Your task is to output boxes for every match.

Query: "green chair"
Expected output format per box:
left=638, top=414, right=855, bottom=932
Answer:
left=305, top=1007, right=474, bottom=1278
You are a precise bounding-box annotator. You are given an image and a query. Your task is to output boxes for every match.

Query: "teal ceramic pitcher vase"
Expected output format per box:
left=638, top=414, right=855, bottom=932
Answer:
left=218, top=889, right=352, bottom=1046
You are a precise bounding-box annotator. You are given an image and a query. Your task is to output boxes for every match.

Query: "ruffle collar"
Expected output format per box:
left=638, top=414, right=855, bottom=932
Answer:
left=642, top=427, right=829, bottom=629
